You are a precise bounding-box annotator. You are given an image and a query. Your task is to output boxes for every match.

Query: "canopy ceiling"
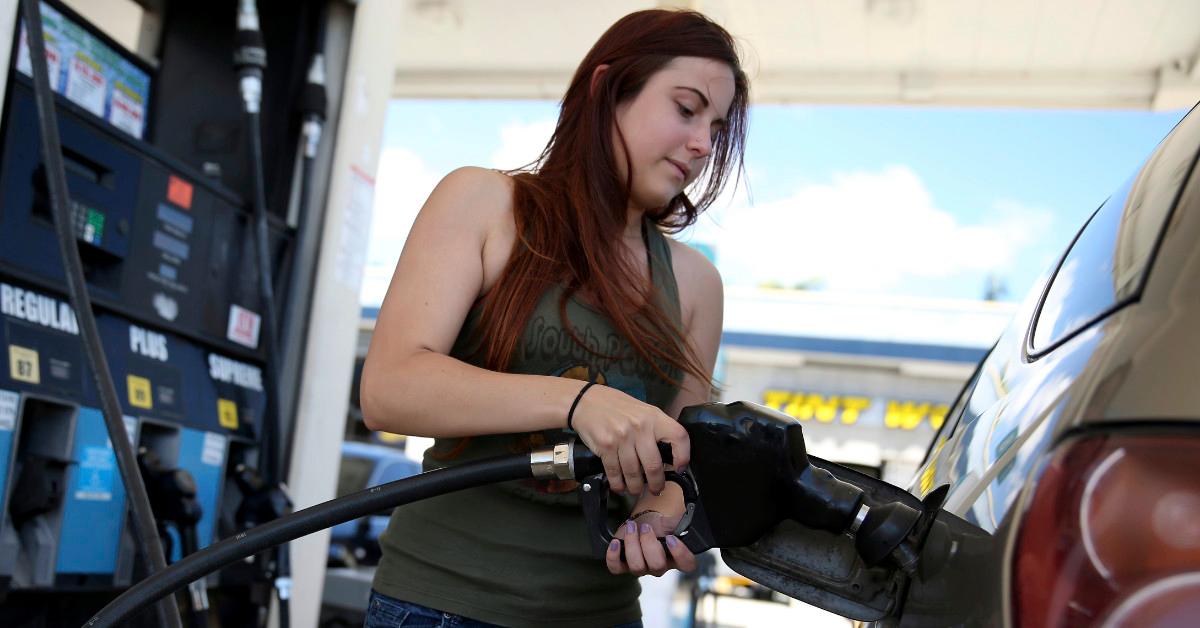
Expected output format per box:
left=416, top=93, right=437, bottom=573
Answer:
left=391, top=0, right=1200, bottom=111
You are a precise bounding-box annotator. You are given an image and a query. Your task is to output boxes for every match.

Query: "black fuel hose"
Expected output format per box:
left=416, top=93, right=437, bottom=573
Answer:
left=235, top=2, right=294, bottom=625
left=84, top=453, right=533, bottom=628
left=18, top=1, right=181, bottom=626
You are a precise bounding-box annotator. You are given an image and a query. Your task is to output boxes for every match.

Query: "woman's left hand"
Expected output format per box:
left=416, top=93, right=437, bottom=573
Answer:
left=606, top=511, right=697, bottom=576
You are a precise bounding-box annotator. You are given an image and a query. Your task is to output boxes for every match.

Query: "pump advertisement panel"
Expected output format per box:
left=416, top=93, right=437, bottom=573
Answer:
left=14, top=1, right=151, bottom=139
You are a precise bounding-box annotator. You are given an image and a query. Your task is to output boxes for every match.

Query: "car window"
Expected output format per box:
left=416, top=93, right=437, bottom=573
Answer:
left=1031, top=106, right=1200, bottom=353
left=335, top=455, right=375, bottom=498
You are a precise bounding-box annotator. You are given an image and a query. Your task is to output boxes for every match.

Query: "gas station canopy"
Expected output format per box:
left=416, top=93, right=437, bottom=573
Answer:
left=391, top=0, right=1200, bottom=111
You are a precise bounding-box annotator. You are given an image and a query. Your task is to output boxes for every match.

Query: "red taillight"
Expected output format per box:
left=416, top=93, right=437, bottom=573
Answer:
left=1013, top=433, right=1200, bottom=627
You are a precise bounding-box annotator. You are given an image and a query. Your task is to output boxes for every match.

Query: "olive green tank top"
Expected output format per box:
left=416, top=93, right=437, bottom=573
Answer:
left=373, top=220, right=682, bottom=627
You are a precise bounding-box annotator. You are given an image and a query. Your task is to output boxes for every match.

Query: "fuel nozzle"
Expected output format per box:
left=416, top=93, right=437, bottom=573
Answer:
left=779, top=423, right=922, bottom=570
left=677, top=402, right=924, bottom=571
left=137, top=447, right=202, bottom=531
left=232, top=463, right=292, bottom=529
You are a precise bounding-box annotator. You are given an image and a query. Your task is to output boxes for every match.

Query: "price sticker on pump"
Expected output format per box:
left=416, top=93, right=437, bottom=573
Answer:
left=9, top=345, right=40, bottom=385
left=65, top=52, right=106, bottom=117
left=16, top=30, right=62, bottom=91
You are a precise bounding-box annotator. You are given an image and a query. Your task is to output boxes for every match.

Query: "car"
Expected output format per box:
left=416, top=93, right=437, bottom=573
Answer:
left=327, top=440, right=422, bottom=568
left=319, top=441, right=422, bottom=628
left=734, top=102, right=1200, bottom=627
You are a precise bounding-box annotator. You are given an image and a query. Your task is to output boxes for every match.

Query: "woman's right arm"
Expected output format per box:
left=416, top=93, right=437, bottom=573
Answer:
left=359, top=167, right=688, bottom=495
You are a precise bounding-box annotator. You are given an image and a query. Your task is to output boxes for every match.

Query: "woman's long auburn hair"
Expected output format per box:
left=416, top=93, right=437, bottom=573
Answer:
left=475, top=10, right=749, bottom=391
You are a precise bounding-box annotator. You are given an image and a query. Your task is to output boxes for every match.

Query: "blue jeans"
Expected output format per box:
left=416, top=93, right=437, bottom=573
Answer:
left=364, top=589, right=644, bottom=628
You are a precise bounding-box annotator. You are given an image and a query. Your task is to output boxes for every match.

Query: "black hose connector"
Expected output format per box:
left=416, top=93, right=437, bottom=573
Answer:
left=299, top=80, right=326, bottom=121
left=232, top=29, right=267, bottom=72
left=233, top=0, right=267, bottom=74
left=571, top=441, right=674, bottom=478
left=234, top=0, right=267, bottom=114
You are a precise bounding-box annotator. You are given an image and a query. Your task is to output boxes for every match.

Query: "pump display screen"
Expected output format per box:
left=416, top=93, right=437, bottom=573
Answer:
left=14, top=0, right=152, bottom=139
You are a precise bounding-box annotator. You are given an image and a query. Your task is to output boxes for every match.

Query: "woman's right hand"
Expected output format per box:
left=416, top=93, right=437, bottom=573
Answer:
left=569, top=384, right=690, bottom=496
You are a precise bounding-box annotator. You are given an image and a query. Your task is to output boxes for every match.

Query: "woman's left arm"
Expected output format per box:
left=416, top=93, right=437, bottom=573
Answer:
left=608, top=242, right=724, bottom=577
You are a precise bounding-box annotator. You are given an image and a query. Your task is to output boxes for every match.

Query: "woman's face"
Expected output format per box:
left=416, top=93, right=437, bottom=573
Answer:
left=613, top=56, right=737, bottom=212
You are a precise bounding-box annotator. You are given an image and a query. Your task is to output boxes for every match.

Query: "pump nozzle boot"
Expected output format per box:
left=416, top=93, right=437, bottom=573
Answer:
left=137, top=448, right=203, bottom=530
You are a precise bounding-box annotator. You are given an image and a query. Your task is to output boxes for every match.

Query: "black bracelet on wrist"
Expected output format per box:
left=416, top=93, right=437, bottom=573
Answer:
left=566, top=381, right=596, bottom=431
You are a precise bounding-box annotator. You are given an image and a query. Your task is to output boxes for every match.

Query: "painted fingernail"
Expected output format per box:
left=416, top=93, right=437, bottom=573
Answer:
left=666, top=535, right=679, bottom=548
left=610, top=539, right=621, bottom=552
left=640, top=523, right=652, bottom=535
left=626, top=520, right=637, bottom=535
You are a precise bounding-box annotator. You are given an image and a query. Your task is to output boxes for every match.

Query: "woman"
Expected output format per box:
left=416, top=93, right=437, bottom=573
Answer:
left=360, top=9, right=748, bottom=627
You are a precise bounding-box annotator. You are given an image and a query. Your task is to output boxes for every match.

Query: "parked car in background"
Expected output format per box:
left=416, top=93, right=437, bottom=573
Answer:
left=320, top=441, right=421, bottom=628
left=740, top=103, right=1200, bottom=626
left=327, top=441, right=421, bottom=567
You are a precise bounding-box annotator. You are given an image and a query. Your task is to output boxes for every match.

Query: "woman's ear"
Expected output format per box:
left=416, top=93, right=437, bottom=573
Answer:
left=590, top=64, right=611, bottom=98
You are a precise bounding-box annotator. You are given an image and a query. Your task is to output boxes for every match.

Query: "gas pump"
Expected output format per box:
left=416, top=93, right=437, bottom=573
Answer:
left=0, top=0, right=351, bottom=625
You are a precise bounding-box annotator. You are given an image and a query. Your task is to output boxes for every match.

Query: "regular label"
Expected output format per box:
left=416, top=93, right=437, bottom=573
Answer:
left=217, top=398, right=238, bottom=430
left=9, top=345, right=40, bottom=384
left=0, top=389, right=18, bottom=431
left=0, top=282, right=80, bottom=335
left=202, top=432, right=227, bottom=466
left=126, top=374, right=153, bottom=409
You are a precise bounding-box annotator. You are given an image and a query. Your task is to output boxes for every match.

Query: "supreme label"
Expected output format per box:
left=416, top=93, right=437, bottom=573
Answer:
left=208, top=354, right=263, bottom=392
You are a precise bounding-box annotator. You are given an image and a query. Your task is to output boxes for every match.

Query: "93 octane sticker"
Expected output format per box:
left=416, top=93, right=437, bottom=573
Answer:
left=217, top=398, right=239, bottom=430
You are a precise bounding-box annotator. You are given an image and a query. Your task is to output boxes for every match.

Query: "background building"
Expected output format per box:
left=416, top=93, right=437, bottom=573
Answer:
left=719, top=287, right=1014, bottom=485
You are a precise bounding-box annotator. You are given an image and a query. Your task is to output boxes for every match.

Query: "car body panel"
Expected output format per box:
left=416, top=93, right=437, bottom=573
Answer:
left=748, top=104, right=1200, bottom=626
left=892, top=102, right=1200, bottom=626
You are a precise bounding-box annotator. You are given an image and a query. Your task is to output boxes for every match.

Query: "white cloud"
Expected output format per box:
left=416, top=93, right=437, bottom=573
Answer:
left=677, top=163, right=757, bottom=246
left=359, top=147, right=443, bottom=306
left=707, top=165, right=1053, bottom=292
left=359, top=117, right=554, bottom=306
left=490, top=118, right=556, bottom=170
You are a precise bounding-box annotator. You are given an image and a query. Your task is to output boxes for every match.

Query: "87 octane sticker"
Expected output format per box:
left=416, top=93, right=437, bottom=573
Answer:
left=8, top=345, right=39, bottom=385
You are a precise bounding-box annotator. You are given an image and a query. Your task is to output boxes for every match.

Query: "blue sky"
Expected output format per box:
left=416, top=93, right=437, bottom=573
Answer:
left=361, top=99, right=1187, bottom=306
